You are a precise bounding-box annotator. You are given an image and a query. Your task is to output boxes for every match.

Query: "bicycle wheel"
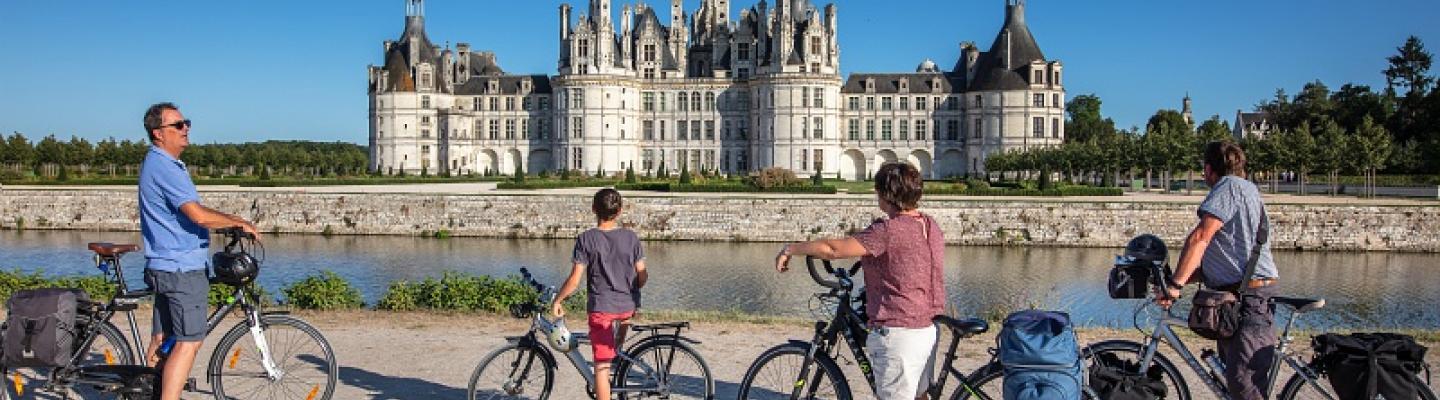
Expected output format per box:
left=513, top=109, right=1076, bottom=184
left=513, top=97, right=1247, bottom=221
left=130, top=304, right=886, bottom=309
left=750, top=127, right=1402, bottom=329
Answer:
left=1, top=314, right=136, bottom=400
left=949, top=362, right=1004, bottom=400
left=1278, top=370, right=1438, bottom=400
left=208, top=315, right=337, bottom=400
left=1083, top=340, right=1191, bottom=400
left=736, top=343, right=851, bottom=400
left=467, top=343, right=555, bottom=400
left=614, top=337, right=714, bottom=400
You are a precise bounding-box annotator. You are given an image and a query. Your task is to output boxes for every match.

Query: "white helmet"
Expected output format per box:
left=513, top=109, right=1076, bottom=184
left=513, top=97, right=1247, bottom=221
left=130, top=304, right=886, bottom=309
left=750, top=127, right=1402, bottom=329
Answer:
left=549, top=320, right=576, bottom=353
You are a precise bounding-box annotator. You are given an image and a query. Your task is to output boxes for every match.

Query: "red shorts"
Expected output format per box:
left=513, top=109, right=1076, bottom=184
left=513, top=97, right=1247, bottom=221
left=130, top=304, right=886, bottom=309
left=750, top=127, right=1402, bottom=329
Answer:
left=587, top=310, right=635, bottom=363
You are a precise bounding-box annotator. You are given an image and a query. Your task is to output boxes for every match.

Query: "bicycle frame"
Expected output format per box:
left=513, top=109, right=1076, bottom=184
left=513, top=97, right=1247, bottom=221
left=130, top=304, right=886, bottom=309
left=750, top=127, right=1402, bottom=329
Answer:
left=509, top=271, right=679, bottom=395
left=1133, top=301, right=1334, bottom=400
left=792, top=288, right=875, bottom=399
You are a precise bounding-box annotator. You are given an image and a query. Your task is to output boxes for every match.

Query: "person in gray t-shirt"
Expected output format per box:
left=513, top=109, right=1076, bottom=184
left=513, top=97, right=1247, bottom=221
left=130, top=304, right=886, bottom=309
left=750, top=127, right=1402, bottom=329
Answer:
left=1159, top=141, right=1279, bottom=400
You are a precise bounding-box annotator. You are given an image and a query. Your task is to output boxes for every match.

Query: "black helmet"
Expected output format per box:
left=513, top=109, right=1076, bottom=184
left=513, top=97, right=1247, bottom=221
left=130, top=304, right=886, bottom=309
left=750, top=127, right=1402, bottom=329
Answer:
left=1124, top=234, right=1168, bottom=264
left=212, top=251, right=259, bottom=286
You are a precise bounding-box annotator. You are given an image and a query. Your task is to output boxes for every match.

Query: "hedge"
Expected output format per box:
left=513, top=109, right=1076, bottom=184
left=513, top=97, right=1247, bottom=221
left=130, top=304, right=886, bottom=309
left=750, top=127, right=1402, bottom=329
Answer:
left=614, top=182, right=838, bottom=194
left=496, top=180, right=621, bottom=190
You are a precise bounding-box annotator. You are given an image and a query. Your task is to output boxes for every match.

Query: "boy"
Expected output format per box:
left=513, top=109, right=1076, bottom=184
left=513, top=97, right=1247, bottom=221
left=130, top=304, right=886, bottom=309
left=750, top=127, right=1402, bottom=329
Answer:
left=553, top=188, right=648, bottom=399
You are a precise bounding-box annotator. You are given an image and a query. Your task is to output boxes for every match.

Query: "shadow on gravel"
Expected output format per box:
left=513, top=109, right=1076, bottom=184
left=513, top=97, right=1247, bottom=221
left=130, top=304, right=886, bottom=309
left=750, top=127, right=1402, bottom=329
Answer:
left=339, top=365, right=467, bottom=399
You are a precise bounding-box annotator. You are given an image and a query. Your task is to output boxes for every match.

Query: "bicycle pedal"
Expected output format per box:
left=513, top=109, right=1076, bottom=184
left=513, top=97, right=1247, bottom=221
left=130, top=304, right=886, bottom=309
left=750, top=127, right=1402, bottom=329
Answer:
left=184, top=378, right=197, bottom=392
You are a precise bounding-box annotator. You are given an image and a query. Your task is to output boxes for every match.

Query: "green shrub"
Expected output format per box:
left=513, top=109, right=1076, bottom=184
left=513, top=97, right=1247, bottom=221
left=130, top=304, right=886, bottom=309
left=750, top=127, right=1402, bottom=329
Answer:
left=282, top=271, right=364, bottom=310
left=209, top=283, right=274, bottom=307
left=497, top=180, right=621, bottom=190
left=0, top=269, right=113, bottom=303
left=377, top=272, right=585, bottom=314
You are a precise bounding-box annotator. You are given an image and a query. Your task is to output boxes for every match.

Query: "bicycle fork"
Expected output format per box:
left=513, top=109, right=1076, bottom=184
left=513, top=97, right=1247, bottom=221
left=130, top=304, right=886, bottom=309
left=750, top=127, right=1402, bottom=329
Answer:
left=244, top=311, right=284, bottom=381
left=790, top=321, right=831, bottom=400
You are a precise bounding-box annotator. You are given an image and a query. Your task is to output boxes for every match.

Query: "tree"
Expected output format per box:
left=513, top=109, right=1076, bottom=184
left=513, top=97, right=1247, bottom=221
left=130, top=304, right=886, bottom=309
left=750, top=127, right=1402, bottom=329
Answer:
left=811, top=171, right=824, bottom=186
left=1064, top=94, right=1117, bottom=144
left=512, top=161, right=525, bottom=183
left=1351, top=116, right=1393, bottom=197
left=656, top=160, right=669, bottom=179
left=679, top=163, right=692, bottom=184
left=3, top=132, right=33, bottom=170
left=1279, top=123, right=1317, bottom=195
left=1312, top=119, right=1348, bottom=195
left=625, top=164, right=637, bottom=184
left=1385, top=36, right=1435, bottom=145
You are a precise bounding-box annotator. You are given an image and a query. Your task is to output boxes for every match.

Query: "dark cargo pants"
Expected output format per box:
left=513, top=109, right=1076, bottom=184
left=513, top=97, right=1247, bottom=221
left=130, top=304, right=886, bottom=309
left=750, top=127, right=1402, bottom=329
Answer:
left=1218, top=284, right=1280, bottom=400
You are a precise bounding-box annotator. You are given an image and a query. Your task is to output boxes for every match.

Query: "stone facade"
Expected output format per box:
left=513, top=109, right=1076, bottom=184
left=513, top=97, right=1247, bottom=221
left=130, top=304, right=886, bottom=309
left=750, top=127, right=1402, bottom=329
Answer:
left=4, top=188, right=1438, bottom=252
left=368, top=0, right=1064, bottom=180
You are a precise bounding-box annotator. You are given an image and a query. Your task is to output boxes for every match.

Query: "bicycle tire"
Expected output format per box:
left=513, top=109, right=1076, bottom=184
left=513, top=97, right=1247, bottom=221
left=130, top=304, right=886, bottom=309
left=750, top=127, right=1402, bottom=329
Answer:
left=949, top=362, right=1004, bottom=400
left=1277, top=369, right=1439, bottom=400
left=1083, top=340, right=1191, bottom=400
left=0, top=314, right=135, bottom=400
left=736, top=343, right=852, bottom=400
left=208, top=315, right=337, bottom=400
left=613, top=337, right=714, bottom=400
left=467, top=343, right=555, bottom=400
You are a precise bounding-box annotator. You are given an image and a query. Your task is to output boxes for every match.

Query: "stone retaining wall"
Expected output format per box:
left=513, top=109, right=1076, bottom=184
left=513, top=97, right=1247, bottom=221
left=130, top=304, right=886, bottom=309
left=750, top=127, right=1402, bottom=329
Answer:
left=2, top=188, right=1437, bottom=252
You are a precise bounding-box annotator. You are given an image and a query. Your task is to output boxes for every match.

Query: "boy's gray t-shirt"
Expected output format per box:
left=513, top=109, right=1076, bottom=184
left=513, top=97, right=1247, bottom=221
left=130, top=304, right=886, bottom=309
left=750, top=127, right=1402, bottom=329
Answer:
left=572, top=228, right=645, bottom=313
left=1197, top=175, right=1278, bottom=287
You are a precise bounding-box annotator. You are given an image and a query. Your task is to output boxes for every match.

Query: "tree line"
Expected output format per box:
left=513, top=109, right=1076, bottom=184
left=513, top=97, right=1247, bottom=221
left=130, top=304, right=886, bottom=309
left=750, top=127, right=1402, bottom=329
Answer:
left=986, top=36, right=1438, bottom=197
left=0, top=132, right=369, bottom=179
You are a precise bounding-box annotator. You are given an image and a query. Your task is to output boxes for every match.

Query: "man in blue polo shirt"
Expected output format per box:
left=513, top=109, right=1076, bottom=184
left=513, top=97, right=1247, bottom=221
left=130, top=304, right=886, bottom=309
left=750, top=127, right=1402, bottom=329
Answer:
left=138, top=102, right=260, bottom=400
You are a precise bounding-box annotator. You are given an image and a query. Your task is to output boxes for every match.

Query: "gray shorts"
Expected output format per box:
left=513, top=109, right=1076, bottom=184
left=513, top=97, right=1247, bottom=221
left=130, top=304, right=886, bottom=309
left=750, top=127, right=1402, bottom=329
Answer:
left=145, top=269, right=210, bottom=342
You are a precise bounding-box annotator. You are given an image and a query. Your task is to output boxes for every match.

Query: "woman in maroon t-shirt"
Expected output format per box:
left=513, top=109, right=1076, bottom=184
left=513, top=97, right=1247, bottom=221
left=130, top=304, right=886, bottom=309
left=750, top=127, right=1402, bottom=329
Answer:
left=775, top=162, right=946, bottom=400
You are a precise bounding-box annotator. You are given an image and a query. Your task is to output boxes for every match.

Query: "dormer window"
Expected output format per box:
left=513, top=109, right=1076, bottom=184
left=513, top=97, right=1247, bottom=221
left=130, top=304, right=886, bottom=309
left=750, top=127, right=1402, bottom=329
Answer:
left=644, top=44, right=657, bottom=62
left=488, top=80, right=499, bottom=94
left=1033, top=70, right=1044, bottom=84
left=864, top=78, right=875, bottom=93
left=738, top=43, right=751, bottom=61
left=898, top=79, right=909, bottom=92
left=932, top=78, right=943, bottom=93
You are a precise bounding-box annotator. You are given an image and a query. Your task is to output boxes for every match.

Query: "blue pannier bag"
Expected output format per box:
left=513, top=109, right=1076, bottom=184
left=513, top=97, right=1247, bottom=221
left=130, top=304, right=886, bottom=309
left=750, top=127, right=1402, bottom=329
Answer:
left=1000, top=310, right=1084, bottom=400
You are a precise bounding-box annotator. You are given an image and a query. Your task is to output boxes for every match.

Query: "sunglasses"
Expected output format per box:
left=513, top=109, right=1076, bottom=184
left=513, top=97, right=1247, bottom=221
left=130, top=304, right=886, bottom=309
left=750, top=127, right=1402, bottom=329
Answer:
left=159, top=120, right=192, bottom=130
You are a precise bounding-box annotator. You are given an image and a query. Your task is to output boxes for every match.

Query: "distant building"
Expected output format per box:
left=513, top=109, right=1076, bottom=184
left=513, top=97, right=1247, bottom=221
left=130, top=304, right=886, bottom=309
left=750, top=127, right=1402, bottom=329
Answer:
left=368, top=0, right=1065, bottom=179
left=1233, top=110, right=1274, bottom=140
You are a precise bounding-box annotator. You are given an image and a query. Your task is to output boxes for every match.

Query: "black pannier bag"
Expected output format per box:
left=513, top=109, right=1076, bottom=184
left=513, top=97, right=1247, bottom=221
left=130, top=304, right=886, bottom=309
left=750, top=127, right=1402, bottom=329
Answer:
left=3, top=288, right=89, bottom=368
left=1088, top=352, right=1168, bottom=400
left=1313, top=333, right=1429, bottom=400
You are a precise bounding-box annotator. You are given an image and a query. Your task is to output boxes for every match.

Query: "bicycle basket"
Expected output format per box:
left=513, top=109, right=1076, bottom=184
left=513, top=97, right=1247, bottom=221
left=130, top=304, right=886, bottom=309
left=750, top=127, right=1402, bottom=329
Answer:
left=808, top=293, right=839, bottom=321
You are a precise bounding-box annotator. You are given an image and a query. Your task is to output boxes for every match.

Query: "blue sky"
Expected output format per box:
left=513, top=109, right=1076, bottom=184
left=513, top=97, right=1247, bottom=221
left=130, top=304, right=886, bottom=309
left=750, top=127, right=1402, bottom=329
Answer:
left=1, top=1, right=1436, bottom=145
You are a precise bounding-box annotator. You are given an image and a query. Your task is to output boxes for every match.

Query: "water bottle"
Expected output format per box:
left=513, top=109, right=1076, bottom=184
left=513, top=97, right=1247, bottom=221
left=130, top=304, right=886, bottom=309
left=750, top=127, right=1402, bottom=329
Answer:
left=1201, top=349, right=1226, bottom=383
left=158, top=337, right=177, bottom=357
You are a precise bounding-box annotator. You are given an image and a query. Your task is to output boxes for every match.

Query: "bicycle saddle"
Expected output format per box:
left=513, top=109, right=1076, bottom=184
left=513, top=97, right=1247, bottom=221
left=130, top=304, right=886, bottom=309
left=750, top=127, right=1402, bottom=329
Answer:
left=933, top=315, right=990, bottom=337
left=1272, top=296, right=1325, bottom=313
left=88, top=242, right=139, bottom=257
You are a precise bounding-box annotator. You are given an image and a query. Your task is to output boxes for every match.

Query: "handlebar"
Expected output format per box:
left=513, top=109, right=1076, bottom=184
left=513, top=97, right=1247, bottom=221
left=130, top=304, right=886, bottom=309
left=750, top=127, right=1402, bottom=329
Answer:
left=216, top=227, right=255, bottom=240
left=805, top=256, right=861, bottom=291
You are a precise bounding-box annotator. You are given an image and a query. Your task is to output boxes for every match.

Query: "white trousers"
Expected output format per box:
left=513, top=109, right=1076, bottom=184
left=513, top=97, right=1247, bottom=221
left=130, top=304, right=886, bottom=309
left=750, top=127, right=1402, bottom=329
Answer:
left=866, top=325, right=938, bottom=400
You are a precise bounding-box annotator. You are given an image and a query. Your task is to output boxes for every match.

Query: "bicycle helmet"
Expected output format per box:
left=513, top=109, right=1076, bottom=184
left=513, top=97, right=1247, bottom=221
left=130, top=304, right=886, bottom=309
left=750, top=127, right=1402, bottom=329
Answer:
left=1123, top=234, right=1169, bottom=265
left=212, top=251, right=260, bottom=286
left=549, top=320, right=576, bottom=353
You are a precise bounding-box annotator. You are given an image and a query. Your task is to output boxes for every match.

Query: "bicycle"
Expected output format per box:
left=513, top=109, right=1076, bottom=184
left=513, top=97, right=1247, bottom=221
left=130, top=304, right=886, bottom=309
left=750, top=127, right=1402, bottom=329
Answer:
left=1, top=228, right=339, bottom=400
left=467, top=267, right=715, bottom=400
left=736, top=256, right=1001, bottom=400
left=1083, top=260, right=1437, bottom=400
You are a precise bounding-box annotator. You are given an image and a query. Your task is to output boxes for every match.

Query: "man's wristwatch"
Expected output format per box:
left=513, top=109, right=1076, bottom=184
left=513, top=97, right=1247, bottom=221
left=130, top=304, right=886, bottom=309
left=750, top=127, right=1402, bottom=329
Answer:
left=1166, top=279, right=1185, bottom=291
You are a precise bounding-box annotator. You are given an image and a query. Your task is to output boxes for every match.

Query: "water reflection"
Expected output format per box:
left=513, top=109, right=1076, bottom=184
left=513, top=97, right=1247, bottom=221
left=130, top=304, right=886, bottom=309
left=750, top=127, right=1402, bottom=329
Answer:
left=1, top=231, right=1436, bottom=329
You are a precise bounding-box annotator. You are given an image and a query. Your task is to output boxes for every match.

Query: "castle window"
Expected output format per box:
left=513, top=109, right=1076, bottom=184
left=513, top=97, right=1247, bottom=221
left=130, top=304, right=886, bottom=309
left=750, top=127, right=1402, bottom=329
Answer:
left=678, top=92, right=689, bottom=111
left=801, top=118, right=809, bottom=139
left=421, top=116, right=431, bottom=126
left=705, top=121, right=715, bottom=140
left=644, top=121, right=655, bottom=140
left=573, top=116, right=584, bottom=138
left=571, top=89, right=584, bottom=109
left=490, top=120, right=499, bottom=139
left=421, top=129, right=430, bottom=138
left=866, top=97, right=875, bottom=110
left=813, top=117, right=823, bottom=138
left=947, top=120, right=959, bottom=141
left=812, top=88, right=823, bottom=108
left=813, top=149, right=823, bottom=173
left=1054, top=71, right=1061, bottom=85
left=948, top=96, right=960, bottom=111
left=489, top=97, right=499, bottom=111
left=573, top=148, right=583, bottom=170
left=916, top=96, right=928, bottom=110
left=1034, top=70, right=1044, bottom=84
left=539, top=97, right=550, bottom=110
left=881, top=120, right=893, bottom=140
left=644, top=68, right=655, bottom=79
left=1053, top=94, right=1061, bottom=108
left=811, top=37, right=822, bottom=56
left=917, top=120, right=929, bottom=140
left=973, top=94, right=982, bottom=108
left=505, top=119, right=516, bottom=139
left=849, top=119, right=859, bottom=140
left=866, top=120, right=875, bottom=140
left=644, top=44, right=657, bottom=62
left=1033, top=94, right=1045, bottom=108
left=1033, top=117, right=1045, bottom=138
left=1053, top=118, right=1061, bottom=138
left=691, top=119, right=701, bottom=139
left=738, top=43, right=751, bottom=60
left=523, top=97, right=532, bottom=111
left=899, top=120, right=910, bottom=140
left=579, top=39, right=589, bottom=58
left=899, top=97, right=909, bottom=110
left=643, top=92, right=655, bottom=111
left=705, top=92, right=716, bottom=111
left=802, top=87, right=810, bottom=107
left=848, top=96, right=859, bottom=111
left=422, top=96, right=431, bottom=109
left=691, top=92, right=701, bottom=111
left=677, top=121, right=688, bottom=140
left=972, top=119, right=982, bottom=139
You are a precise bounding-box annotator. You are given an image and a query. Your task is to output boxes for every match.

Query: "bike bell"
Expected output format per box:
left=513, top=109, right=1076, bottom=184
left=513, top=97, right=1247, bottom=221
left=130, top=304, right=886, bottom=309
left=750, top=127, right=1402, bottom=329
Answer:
left=549, top=319, right=576, bottom=353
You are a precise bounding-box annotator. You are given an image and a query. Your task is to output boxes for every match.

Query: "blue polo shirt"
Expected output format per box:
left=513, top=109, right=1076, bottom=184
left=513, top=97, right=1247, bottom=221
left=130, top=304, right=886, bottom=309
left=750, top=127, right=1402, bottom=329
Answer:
left=138, top=147, right=210, bottom=272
